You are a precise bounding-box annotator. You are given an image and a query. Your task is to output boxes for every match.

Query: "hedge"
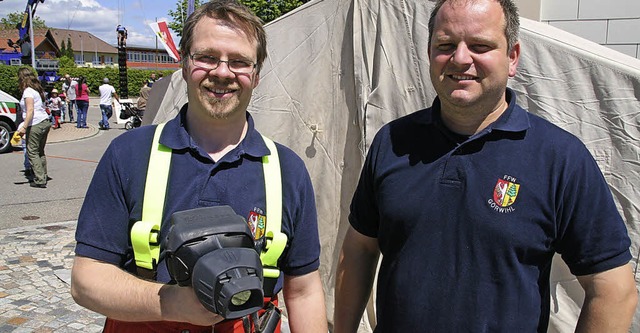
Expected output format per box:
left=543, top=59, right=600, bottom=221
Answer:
left=0, top=65, right=176, bottom=100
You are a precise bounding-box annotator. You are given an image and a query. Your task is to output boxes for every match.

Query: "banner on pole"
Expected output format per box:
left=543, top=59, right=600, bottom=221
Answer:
left=149, top=21, right=180, bottom=62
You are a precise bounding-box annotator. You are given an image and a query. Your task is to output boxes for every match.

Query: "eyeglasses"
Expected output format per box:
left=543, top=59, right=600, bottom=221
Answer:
left=188, top=53, right=256, bottom=74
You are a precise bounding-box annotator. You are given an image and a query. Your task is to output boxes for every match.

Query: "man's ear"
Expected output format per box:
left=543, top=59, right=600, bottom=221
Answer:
left=182, top=65, right=188, bottom=81
left=508, top=42, right=520, bottom=78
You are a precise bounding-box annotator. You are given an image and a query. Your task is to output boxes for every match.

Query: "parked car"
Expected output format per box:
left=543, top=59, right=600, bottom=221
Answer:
left=0, top=88, right=22, bottom=154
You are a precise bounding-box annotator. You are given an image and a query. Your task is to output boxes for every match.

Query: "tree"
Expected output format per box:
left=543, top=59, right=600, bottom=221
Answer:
left=0, top=11, right=47, bottom=30
left=167, top=0, right=202, bottom=38
left=60, top=40, right=67, bottom=56
left=240, top=0, right=304, bottom=23
left=66, top=38, right=74, bottom=58
left=167, top=0, right=309, bottom=37
left=58, top=55, right=76, bottom=69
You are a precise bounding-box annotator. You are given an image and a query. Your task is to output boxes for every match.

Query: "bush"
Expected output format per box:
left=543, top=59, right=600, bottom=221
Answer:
left=0, top=64, right=176, bottom=99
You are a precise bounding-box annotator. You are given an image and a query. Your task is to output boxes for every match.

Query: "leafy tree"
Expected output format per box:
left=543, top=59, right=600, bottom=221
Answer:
left=240, top=0, right=304, bottom=23
left=0, top=11, right=47, bottom=30
left=167, top=0, right=310, bottom=37
left=167, top=0, right=202, bottom=38
left=60, top=40, right=67, bottom=56
left=58, top=55, right=76, bottom=69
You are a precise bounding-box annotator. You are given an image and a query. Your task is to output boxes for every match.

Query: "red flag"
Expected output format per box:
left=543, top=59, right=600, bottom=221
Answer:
left=149, top=21, right=180, bottom=62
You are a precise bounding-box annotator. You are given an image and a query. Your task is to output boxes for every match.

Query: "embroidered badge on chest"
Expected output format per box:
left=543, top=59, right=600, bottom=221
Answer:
left=247, top=208, right=266, bottom=240
left=488, top=175, right=520, bottom=213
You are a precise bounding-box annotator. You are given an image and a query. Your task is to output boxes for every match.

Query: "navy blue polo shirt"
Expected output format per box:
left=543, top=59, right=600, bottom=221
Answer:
left=350, top=89, right=631, bottom=332
left=75, top=106, right=320, bottom=286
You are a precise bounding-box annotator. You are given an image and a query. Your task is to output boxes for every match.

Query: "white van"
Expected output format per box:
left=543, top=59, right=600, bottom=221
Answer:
left=0, top=89, right=21, bottom=154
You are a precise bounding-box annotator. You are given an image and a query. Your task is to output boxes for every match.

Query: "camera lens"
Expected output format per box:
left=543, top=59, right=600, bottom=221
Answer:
left=231, top=290, right=252, bottom=306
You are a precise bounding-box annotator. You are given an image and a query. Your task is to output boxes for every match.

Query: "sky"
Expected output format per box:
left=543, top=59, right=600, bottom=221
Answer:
left=0, top=0, right=183, bottom=48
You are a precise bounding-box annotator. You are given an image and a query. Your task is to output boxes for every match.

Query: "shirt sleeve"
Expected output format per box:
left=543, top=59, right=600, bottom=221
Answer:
left=555, top=141, right=632, bottom=276
left=74, top=136, right=147, bottom=266
left=277, top=145, right=321, bottom=276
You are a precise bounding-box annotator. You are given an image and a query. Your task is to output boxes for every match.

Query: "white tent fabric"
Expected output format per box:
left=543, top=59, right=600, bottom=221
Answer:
left=149, top=1, right=640, bottom=331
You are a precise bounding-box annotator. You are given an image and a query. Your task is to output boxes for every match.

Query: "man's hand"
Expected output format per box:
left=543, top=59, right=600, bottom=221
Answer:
left=159, top=284, right=223, bottom=326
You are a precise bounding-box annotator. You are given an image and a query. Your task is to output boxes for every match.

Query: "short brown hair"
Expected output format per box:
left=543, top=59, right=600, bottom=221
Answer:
left=428, top=0, right=520, bottom=53
left=180, top=0, right=267, bottom=73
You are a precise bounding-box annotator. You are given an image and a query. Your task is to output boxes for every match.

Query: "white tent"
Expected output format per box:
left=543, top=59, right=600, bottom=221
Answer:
left=148, top=1, right=640, bottom=331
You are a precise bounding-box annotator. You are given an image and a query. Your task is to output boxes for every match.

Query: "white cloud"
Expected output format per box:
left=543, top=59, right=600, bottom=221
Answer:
left=0, top=0, right=176, bottom=48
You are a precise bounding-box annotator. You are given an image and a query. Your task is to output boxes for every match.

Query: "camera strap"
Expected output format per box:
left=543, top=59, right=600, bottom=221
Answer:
left=130, top=123, right=288, bottom=283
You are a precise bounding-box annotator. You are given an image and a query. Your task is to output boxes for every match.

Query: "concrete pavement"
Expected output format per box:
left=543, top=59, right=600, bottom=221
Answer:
left=1, top=99, right=118, bottom=332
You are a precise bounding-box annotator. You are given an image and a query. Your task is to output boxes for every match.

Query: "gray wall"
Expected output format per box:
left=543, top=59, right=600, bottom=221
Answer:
left=515, top=0, right=640, bottom=60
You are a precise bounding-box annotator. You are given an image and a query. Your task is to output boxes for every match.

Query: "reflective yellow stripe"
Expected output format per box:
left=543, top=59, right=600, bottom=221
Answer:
left=260, top=135, right=288, bottom=278
left=142, top=123, right=172, bottom=222
left=131, top=123, right=170, bottom=270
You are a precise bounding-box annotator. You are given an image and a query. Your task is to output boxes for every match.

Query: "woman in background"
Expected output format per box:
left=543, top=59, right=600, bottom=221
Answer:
left=75, top=76, right=90, bottom=128
left=17, top=67, right=50, bottom=188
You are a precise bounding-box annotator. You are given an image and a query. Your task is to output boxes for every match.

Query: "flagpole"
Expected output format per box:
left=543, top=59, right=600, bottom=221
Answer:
left=155, top=17, right=158, bottom=71
left=28, top=4, right=35, bottom=68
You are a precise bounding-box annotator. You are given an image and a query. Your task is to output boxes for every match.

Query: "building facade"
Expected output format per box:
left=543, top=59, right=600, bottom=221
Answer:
left=125, top=45, right=181, bottom=70
left=0, top=27, right=180, bottom=70
left=515, top=0, right=640, bottom=60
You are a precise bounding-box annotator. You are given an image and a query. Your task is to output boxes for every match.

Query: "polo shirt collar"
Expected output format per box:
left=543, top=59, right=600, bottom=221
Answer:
left=417, top=88, right=531, bottom=134
left=486, top=88, right=530, bottom=133
left=159, top=104, right=270, bottom=159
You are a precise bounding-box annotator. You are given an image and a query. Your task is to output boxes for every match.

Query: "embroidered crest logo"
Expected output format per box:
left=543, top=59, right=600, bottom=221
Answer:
left=493, top=178, right=520, bottom=208
left=247, top=208, right=266, bottom=240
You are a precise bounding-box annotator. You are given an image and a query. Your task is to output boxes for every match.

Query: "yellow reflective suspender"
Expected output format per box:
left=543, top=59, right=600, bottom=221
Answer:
left=260, top=135, right=288, bottom=279
left=130, top=122, right=170, bottom=275
left=130, top=124, right=288, bottom=280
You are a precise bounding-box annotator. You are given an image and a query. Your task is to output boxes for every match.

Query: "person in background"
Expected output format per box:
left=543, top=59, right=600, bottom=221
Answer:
left=17, top=67, right=50, bottom=188
left=59, top=90, right=67, bottom=123
left=136, top=81, right=152, bottom=114
left=75, top=76, right=90, bottom=128
left=334, top=0, right=637, bottom=332
left=63, top=74, right=77, bottom=123
left=71, top=1, right=328, bottom=332
left=117, top=25, right=128, bottom=46
left=47, top=89, right=63, bottom=129
left=98, top=78, right=119, bottom=130
left=147, top=72, right=157, bottom=88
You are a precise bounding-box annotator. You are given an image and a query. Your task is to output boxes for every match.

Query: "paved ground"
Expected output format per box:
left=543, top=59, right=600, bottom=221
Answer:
left=1, top=106, right=111, bottom=332
left=0, top=221, right=105, bottom=332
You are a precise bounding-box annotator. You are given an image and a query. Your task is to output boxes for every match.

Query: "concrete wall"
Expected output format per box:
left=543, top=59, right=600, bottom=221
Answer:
left=515, top=0, right=640, bottom=60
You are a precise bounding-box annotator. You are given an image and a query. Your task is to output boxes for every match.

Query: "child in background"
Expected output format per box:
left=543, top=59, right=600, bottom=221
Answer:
left=47, top=89, right=63, bottom=129
left=59, top=90, right=67, bottom=123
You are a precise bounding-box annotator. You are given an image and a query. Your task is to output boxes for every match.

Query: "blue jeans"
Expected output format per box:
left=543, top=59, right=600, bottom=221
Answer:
left=22, top=138, right=31, bottom=170
left=60, top=103, right=67, bottom=122
left=67, top=100, right=76, bottom=121
left=99, top=104, right=113, bottom=129
left=76, top=100, right=89, bottom=128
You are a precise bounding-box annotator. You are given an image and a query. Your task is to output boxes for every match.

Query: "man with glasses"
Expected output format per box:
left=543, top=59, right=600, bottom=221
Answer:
left=70, top=1, right=328, bottom=332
